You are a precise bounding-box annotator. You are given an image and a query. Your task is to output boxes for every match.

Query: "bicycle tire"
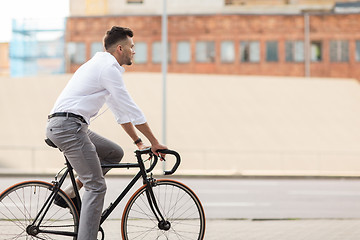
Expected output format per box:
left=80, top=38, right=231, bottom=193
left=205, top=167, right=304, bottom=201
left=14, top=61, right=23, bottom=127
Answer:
left=0, top=180, right=79, bottom=239
left=121, top=179, right=206, bottom=240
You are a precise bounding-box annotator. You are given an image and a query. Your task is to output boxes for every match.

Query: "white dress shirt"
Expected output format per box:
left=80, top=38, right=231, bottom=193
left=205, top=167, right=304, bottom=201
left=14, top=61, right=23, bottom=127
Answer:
left=51, top=52, right=146, bottom=125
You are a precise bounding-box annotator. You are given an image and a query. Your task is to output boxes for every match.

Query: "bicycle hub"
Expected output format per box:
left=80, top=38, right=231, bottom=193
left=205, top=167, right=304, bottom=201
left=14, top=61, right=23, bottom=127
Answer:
left=26, top=225, right=39, bottom=236
left=158, top=220, right=171, bottom=231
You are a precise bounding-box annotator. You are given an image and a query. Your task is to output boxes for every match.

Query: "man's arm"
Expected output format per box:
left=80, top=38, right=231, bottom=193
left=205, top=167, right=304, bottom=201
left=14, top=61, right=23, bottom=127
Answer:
left=121, top=122, right=167, bottom=154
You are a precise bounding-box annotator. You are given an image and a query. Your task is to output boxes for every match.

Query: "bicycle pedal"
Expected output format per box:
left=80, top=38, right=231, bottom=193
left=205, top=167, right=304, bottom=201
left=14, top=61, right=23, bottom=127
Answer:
left=54, top=195, right=68, bottom=208
left=54, top=195, right=80, bottom=213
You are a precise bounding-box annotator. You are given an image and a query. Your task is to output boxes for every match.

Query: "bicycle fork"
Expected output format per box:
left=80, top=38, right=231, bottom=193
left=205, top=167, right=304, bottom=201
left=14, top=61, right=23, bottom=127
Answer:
left=137, top=152, right=171, bottom=231
left=144, top=178, right=171, bottom=231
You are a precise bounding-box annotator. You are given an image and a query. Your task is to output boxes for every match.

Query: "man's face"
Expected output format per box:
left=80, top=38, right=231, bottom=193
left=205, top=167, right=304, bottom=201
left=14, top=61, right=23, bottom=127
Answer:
left=119, top=36, right=135, bottom=66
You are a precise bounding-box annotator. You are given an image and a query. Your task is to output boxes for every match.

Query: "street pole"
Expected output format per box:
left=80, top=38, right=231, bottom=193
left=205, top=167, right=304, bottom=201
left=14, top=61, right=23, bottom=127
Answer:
left=161, top=0, right=168, bottom=172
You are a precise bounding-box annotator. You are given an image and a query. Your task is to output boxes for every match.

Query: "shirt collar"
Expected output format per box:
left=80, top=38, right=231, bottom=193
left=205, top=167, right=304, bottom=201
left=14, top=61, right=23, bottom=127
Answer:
left=101, top=51, right=125, bottom=73
left=119, top=65, right=125, bottom=73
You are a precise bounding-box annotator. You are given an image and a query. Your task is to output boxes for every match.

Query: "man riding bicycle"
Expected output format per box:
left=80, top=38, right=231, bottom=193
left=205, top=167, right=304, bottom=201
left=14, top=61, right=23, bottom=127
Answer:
left=46, top=26, right=167, bottom=240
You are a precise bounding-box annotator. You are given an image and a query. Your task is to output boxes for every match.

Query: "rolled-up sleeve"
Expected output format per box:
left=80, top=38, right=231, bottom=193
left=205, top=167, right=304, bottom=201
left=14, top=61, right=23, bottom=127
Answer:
left=101, top=64, right=147, bottom=125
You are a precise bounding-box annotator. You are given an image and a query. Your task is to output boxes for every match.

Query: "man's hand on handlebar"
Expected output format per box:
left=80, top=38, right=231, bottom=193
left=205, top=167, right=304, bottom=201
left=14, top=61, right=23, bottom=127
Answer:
left=151, top=143, right=168, bottom=160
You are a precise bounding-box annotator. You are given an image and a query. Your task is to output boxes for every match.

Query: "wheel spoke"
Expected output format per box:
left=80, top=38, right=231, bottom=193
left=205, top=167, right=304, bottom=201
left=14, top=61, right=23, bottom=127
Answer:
left=0, top=181, right=78, bottom=239
left=122, top=180, right=205, bottom=240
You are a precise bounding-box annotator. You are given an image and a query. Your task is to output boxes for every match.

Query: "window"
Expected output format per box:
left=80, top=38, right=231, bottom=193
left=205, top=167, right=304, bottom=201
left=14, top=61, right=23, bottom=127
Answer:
left=266, top=41, right=278, bottom=62
left=152, top=42, right=161, bottom=63
left=285, top=40, right=304, bottom=62
left=177, top=41, right=191, bottom=63
left=311, top=41, right=322, bottom=62
left=221, top=41, right=235, bottom=63
left=91, top=42, right=103, bottom=57
left=152, top=41, right=171, bottom=64
left=134, top=42, right=147, bottom=64
left=240, top=41, right=260, bottom=62
left=67, top=42, right=86, bottom=64
left=196, top=41, right=215, bottom=63
left=330, top=40, right=349, bottom=62
left=356, top=40, right=360, bottom=62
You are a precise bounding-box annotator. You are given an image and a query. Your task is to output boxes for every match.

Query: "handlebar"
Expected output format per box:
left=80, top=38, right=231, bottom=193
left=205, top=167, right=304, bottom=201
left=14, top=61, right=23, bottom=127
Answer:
left=158, top=149, right=181, bottom=175
left=135, top=148, right=181, bottom=175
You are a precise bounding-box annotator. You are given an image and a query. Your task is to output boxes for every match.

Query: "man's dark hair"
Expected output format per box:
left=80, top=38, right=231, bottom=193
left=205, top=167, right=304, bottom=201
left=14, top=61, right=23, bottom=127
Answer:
left=104, top=26, right=134, bottom=51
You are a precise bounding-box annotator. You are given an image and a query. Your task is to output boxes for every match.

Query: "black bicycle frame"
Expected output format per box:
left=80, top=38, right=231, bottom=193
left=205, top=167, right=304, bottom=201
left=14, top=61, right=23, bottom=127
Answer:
left=100, top=148, right=180, bottom=224
left=32, top=160, right=78, bottom=236
left=99, top=149, right=165, bottom=224
left=31, top=148, right=180, bottom=237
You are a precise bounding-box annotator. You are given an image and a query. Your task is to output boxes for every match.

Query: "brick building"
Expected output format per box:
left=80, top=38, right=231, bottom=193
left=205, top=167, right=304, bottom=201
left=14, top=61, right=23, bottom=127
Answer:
left=65, top=0, right=360, bottom=79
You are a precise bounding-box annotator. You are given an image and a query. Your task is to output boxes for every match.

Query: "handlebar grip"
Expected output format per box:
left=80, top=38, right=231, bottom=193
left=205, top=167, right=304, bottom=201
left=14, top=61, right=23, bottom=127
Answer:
left=135, top=148, right=152, bottom=155
left=135, top=148, right=181, bottom=175
left=157, top=149, right=181, bottom=175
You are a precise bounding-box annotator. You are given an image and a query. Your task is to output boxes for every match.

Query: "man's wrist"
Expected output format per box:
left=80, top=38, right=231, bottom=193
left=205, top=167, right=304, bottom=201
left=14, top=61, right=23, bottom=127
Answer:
left=134, top=138, right=142, bottom=145
left=149, top=139, right=159, bottom=146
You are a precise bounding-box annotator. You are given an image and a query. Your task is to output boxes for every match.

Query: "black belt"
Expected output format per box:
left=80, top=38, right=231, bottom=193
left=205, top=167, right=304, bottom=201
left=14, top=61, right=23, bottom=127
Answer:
left=48, top=112, right=87, bottom=124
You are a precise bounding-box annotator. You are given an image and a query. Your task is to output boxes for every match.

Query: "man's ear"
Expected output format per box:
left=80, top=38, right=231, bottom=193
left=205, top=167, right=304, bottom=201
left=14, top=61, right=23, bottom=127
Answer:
left=117, top=45, right=123, bottom=52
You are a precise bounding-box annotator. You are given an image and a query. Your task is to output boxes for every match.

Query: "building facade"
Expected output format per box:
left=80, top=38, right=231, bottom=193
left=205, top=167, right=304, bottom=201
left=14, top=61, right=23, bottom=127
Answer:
left=65, top=0, right=360, bottom=79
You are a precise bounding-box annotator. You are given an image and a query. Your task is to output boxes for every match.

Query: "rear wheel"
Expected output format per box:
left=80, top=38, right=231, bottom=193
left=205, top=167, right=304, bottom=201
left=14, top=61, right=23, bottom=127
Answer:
left=121, top=179, right=206, bottom=239
left=0, top=180, right=79, bottom=239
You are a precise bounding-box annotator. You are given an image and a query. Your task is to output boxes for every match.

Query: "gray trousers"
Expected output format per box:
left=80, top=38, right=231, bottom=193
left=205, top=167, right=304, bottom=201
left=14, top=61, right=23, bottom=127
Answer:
left=46, top=116, right=124, bottom=240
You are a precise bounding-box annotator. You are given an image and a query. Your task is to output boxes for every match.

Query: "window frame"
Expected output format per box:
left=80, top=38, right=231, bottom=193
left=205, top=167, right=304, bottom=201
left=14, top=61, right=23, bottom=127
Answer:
left=177, top=41, right=191, bottom=64
left=285, top=40, right=304, bottom=63
left=266, top=41, right=279, bottom=62
left=240, top=40, right=260, bottom=63
left=355, top=40, right=360, bottom=62
left=329, top=40, right=349, bottom=62
left=195, top=41, right=215, bottom=63
left=152, top=41, right=171, bottom=64
left=90, top=42, right=103, bottom=57
left=67, top=42, right=86, bottom=65
left=310, top=41, right=322, bottom=62
left=134, top=41, right=147, bottom=64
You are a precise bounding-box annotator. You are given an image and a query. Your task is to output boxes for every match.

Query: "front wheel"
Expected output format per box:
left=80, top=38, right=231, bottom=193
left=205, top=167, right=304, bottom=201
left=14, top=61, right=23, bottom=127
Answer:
left=121, top=179, right=206, bottom=240
left=0, top=180, right=79, bottom=239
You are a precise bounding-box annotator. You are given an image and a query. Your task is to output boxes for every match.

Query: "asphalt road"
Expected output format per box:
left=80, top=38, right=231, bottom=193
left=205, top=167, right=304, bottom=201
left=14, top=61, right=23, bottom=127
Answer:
left=1, top=175, right=360, bottom=220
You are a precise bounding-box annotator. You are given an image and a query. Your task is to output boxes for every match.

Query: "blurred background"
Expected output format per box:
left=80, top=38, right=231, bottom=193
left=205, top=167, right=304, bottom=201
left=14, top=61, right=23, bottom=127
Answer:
left=1, top=0, right=360, bottom=177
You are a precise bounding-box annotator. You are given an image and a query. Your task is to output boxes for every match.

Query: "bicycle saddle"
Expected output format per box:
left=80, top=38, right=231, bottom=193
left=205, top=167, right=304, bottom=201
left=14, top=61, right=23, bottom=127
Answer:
left=45, top=138, right=58, bottom=148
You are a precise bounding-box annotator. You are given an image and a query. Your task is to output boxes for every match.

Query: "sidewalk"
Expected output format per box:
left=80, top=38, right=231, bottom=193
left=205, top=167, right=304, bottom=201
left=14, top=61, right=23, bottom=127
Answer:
left=100, top=219, right=360, bottom=240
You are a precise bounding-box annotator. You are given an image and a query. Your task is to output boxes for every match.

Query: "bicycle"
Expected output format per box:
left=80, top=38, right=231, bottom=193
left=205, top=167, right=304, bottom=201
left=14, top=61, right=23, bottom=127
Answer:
left=0, top=139, right=206, bottom=239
